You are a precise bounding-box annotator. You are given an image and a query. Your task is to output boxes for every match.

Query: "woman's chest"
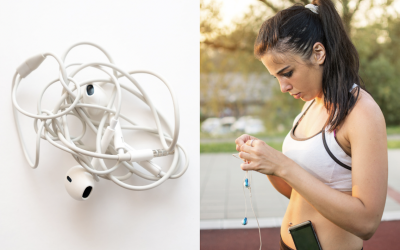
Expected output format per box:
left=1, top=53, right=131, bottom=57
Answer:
left=295, top=108, right=351, bottom=157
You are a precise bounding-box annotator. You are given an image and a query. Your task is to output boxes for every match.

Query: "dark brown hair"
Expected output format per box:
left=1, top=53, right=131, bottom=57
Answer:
left=254, top=0, right=368, bottom=132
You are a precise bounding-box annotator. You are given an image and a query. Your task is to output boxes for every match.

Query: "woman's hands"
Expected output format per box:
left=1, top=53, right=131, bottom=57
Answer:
left=235, top=134, right=291, bottom=176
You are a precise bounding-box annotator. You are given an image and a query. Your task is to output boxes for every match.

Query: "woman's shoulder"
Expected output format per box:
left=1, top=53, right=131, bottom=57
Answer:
left=348, top=88, right=383, bottom=122
left=344, top=88, right=386, bottom=141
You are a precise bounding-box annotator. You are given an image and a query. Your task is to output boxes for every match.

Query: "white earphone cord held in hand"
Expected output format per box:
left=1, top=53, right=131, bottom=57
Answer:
left=233, top=139, right=262, bottom=250
left=12, top=42, right=189, bottom=201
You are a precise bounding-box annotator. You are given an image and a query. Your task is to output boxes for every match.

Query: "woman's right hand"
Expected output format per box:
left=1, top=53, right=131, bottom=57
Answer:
left=235, top=134, right=258, bottom=152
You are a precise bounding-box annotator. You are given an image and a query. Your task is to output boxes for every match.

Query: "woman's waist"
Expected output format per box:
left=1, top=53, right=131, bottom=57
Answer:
left=281, top=194, right=363, bottom=250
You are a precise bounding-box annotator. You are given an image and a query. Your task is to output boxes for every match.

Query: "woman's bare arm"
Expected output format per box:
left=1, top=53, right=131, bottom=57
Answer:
left=266, top=175, right=292, bottom=199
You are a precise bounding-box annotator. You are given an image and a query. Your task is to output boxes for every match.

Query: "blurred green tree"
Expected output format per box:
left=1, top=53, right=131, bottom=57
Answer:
left=200, top=0, right=400, bottom=132
left=354, top=16, right=400, bottom=125
left=255, top=0, right=394, bottom=35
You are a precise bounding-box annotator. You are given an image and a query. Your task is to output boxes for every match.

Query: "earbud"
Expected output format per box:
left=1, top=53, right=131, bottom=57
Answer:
left=243, top=178, right=250, bottom=226
left=82, top=83, right=109, bottom=117
left=242, top=217, right=248, bottom=225
left=64, top=165, right=96, bottom=201
left=240, top=171, right=262, bottom=247
left=244, top=178, right=250, bottom=188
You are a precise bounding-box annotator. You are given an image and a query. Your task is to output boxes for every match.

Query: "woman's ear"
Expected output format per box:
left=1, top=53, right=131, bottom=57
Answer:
left=312, top=42, right=326, bottom=65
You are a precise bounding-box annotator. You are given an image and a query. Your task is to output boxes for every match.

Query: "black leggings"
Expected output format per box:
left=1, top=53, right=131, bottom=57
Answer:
left=280, top=235, right=363, bottom=250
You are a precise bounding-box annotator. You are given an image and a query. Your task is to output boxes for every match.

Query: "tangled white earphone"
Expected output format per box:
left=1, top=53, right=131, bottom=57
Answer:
left=12, top=42, right=189, bottom=201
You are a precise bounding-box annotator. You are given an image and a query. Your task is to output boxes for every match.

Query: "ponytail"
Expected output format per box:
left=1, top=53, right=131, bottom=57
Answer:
left=254, top=0, right=368, bottom=132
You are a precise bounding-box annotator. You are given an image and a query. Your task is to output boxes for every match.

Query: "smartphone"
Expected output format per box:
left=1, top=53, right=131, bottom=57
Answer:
left=288, top=220, right=322, bottom=250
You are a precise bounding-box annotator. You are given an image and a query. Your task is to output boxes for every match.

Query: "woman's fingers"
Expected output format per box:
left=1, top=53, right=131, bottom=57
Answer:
left=235, top=135, right=247, bottom=151
left=235, top=134, right=255, bottom=152
left=246, top=139, right=263, bottom=147
left=240, top=161, right=256, bottom=171
left=245, top=139, right=252, bottom=145
left=234, top=134, right=247, bottom=145
left=239, top=151, right=253, bottom=162
left=235, top=135, right=265, bottom=172
left=236, top=139, right=280, bottom=175
left=240, top=144, right=255, bottom=153
left=241, top=138, right=261, bottom=151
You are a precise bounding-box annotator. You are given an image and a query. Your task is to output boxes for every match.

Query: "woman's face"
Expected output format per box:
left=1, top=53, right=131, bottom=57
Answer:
left=260, top=44, right=325, bottom=102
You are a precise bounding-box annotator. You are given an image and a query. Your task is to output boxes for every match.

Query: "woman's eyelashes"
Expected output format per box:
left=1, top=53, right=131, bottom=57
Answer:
left=273, top=70, right=293, bottom=79
left=282, top=70, right=293, bottom=78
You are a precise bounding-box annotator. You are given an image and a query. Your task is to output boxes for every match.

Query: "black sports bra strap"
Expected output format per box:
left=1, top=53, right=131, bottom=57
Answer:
left=295, top=99, right=351, bottom=171
left=322, top=129, right=352, bottom=171
left=319, top=83, right=355, bottom=171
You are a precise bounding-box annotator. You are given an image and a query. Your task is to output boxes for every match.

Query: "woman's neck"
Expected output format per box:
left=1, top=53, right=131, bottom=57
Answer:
left=311, top=90, right=331, bottom=117
left=314, top=89, right=325, bottom=107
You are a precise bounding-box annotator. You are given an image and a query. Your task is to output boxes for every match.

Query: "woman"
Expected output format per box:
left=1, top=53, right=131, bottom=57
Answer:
left=235, top=0, right=388, bottom=249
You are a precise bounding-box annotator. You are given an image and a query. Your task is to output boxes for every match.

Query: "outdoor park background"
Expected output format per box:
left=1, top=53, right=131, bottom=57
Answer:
left=200, top=0, right=400, bottom=249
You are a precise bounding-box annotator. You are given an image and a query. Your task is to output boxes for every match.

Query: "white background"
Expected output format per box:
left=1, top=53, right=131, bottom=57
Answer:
left=0, top=1, right=199, bottom=249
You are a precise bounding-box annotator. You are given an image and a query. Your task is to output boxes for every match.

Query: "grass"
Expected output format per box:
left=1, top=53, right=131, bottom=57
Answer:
left=201, top=140, right=400, bottom=153
left=200, top=125, right=400, bottom=153
left=388, top=140, right=400, bottom=149
left=200, top=141, right=284, bottom=153
left=387, top=126, right=400, bottom=135
left=200, top=130, right=290, bottom=140
left=201, top=126, right=400, bottom=139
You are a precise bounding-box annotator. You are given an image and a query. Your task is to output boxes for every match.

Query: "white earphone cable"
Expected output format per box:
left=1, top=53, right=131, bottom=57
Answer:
left=12, top=42, right=189, bottom=191
left=247, top=171, right=262, bottom=250
left=234, top=153, right=262, bottom=250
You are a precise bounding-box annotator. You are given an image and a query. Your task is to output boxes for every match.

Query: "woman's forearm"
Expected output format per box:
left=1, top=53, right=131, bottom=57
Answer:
left=277, top=158, right=382, bottom=240
left=266, top=175, right=292, bottom=199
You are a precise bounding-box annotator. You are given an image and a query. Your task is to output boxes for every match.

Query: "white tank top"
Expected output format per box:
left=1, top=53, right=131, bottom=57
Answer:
left=282, top=84, right=358, bottom=192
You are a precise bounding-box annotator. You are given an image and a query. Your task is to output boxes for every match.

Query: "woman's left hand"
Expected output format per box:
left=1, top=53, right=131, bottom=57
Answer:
left=238, top=139, right=291, bottom=176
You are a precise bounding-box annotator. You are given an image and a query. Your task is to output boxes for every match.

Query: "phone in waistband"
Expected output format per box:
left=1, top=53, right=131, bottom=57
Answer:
left=288, top=220, right=322, bottom=250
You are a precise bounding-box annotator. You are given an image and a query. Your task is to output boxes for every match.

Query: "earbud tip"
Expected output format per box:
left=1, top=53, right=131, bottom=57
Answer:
left=244, top=178, right=250, bottom=188
left=82, top=84, right=108, bottom=117
left=64, top=165, right=95, bottom=201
